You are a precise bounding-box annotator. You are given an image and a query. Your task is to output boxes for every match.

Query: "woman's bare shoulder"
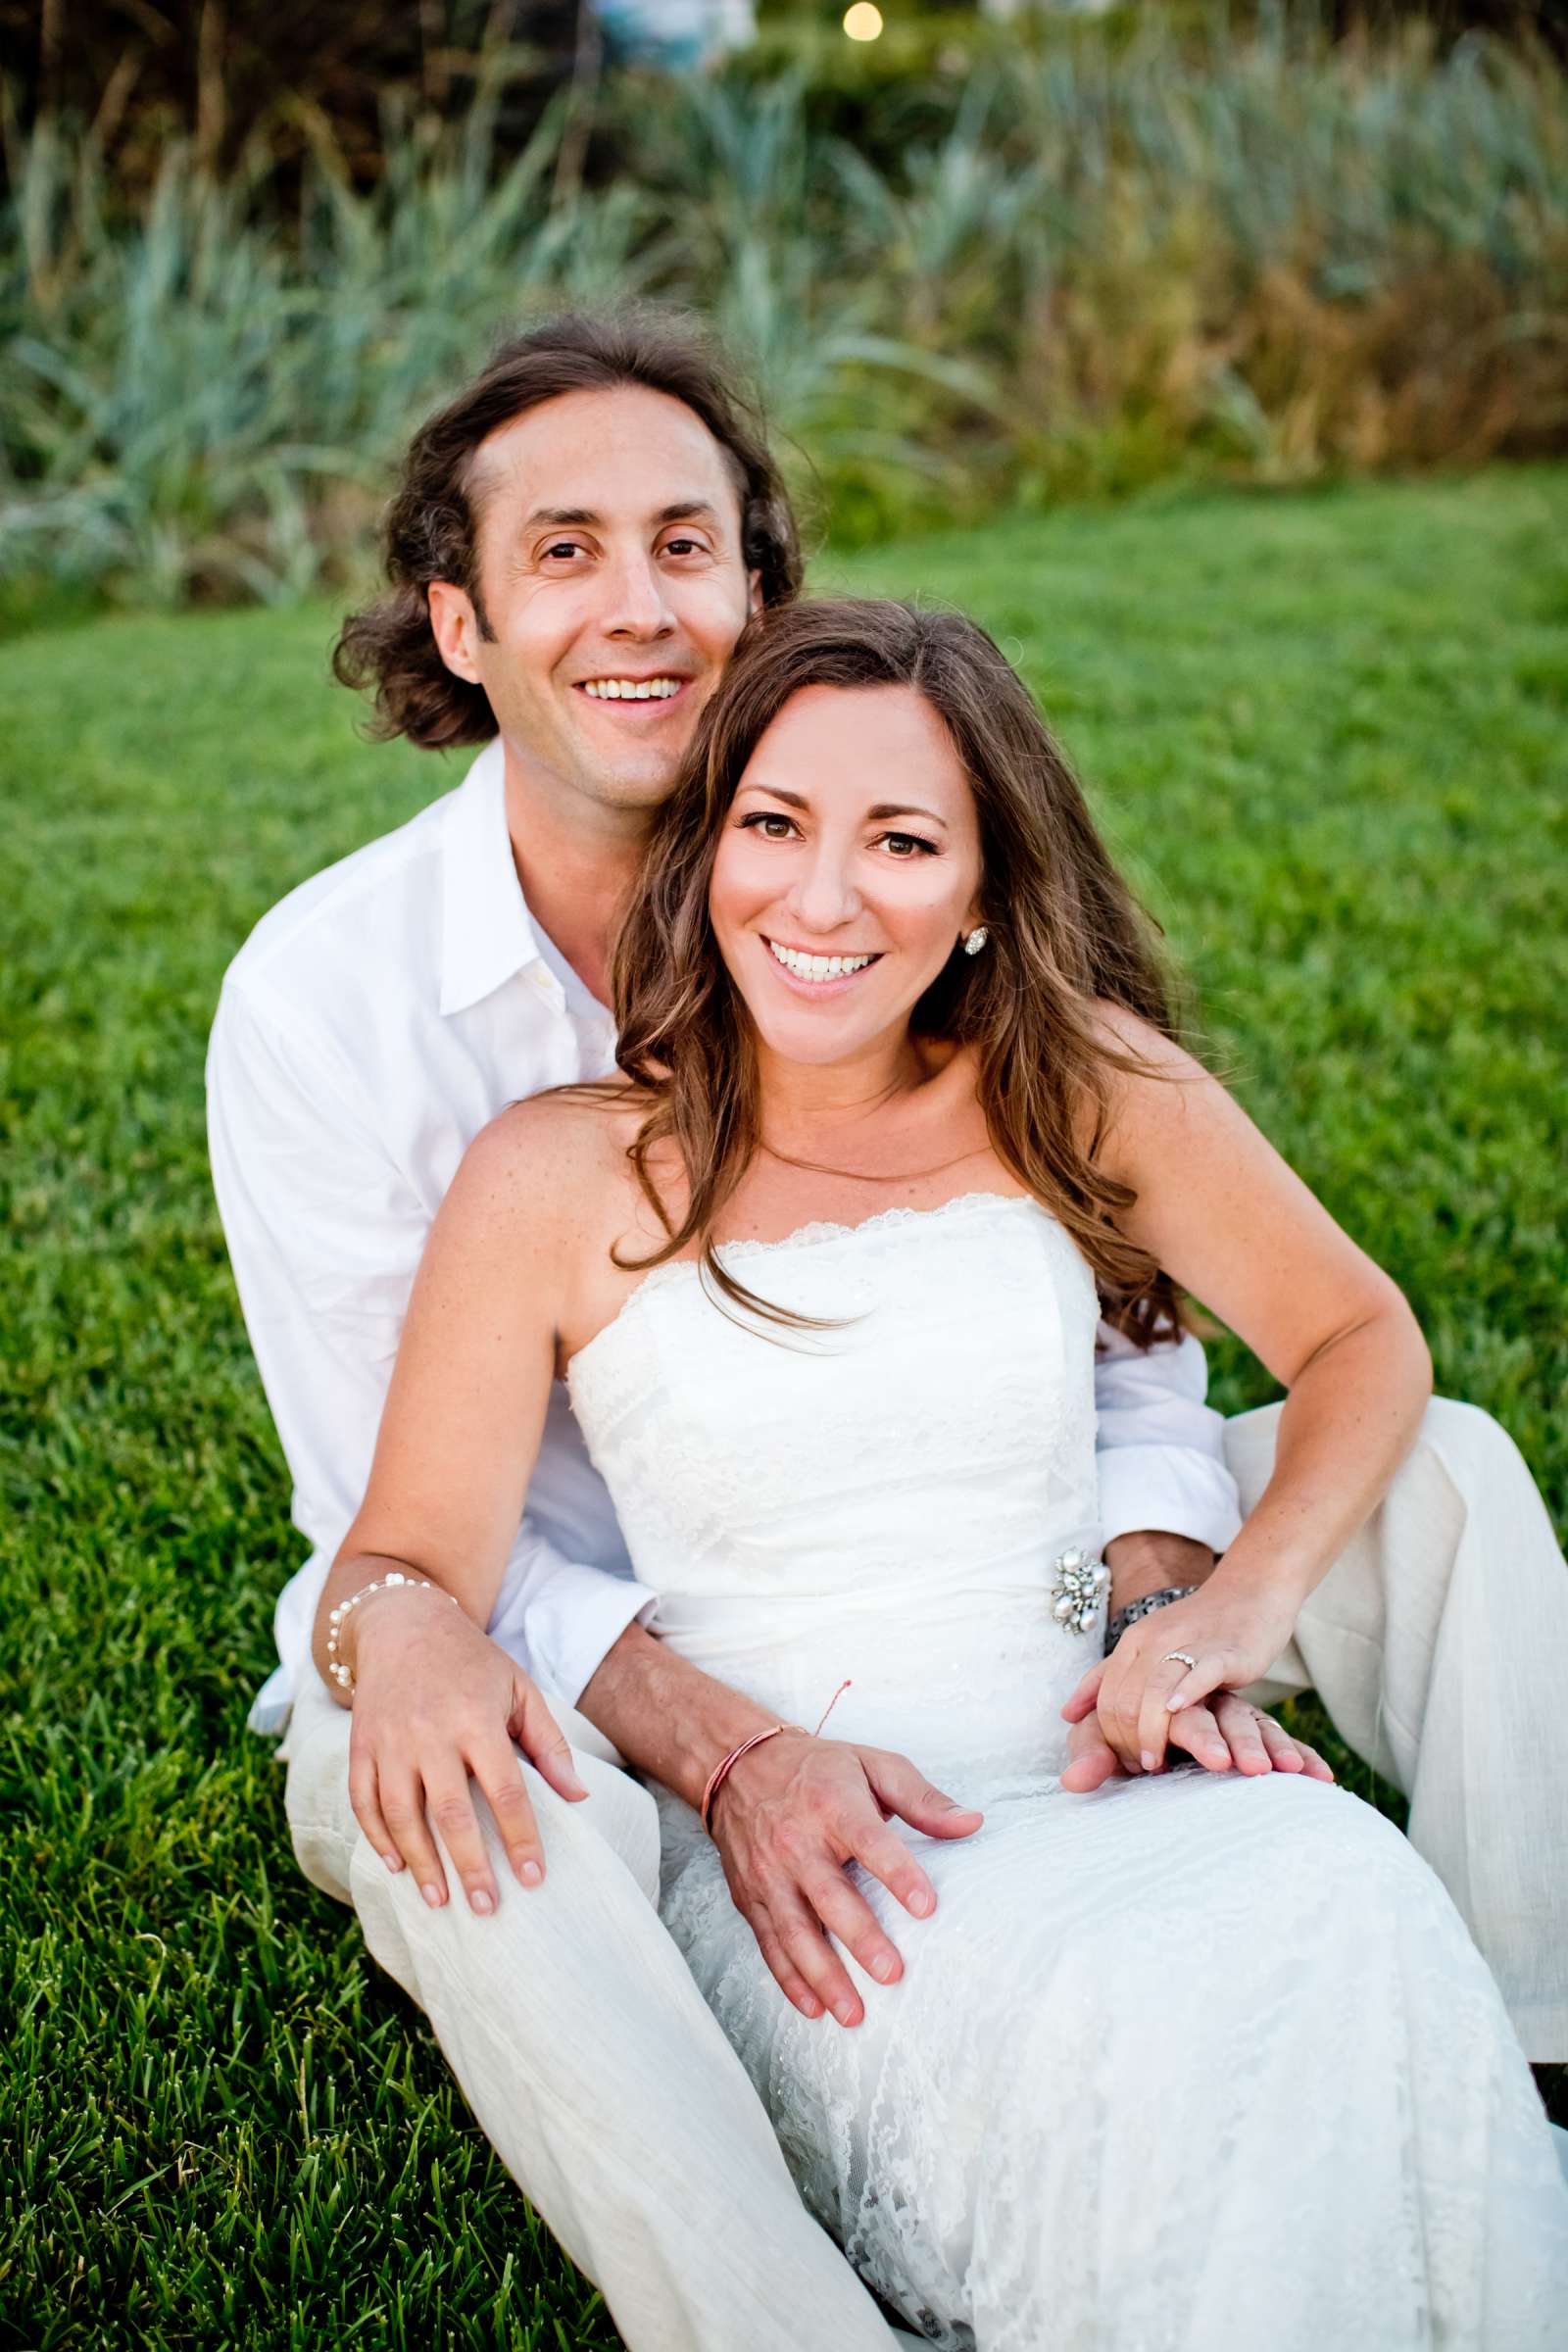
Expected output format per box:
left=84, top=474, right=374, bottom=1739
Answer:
left=446, top=1083, right=646, bottom=1239
left=1084, top=1000, right=1203, bottom=1083
left=1074, top=1000, right=1223, bottom=1171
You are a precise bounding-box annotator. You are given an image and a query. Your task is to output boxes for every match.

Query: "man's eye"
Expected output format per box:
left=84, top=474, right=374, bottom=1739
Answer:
left=544, top=542, right=585, bottom=562
left=662, top=536, right=707, bottom=558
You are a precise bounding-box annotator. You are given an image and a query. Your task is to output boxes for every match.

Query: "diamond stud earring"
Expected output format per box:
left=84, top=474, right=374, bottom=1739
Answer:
left=963, top=927, right=988, bottom=956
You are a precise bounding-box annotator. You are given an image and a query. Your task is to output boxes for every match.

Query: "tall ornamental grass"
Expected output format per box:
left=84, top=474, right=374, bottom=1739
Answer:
left=2, top=16, right=1564, bottom=612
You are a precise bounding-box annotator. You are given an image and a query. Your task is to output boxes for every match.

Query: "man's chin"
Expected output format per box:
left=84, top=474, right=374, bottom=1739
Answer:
left=574, top=748, right=689, bottom=814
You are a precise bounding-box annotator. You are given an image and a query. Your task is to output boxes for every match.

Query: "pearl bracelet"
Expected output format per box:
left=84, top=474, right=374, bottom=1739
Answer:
left=326, top=1570, right=457, bottom=1693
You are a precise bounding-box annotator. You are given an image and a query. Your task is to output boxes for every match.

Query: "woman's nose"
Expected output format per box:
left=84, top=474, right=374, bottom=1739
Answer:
left=786, top=853, right=862, bottom=935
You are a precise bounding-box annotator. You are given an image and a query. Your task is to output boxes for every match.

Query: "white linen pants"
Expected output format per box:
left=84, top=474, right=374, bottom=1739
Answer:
left=1234, top=1396, right=1568, bottom=2062
left=279, top=1680, right=905, bottom=2352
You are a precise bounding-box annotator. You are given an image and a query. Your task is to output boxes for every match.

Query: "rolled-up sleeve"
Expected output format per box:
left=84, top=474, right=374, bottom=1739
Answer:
left=1094, top=1324, right=1244, bottom=1555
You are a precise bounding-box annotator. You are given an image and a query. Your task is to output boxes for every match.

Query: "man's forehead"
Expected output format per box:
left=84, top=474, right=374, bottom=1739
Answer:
left=467, top=385, right=745, bottom=528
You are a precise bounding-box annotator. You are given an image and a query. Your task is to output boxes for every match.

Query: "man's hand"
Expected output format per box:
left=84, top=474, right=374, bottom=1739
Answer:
left=1060, top=1688, right=1334, bottom=1791
left=708, top=1733, right=983, bottom=2029
left=344, top=1583, right=588, bottom=1915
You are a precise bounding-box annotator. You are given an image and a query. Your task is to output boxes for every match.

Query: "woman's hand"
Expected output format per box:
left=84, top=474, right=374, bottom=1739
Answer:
left=343, top=1584, right=588, bottom=1915
left=1060, top=1686, right=1334, bottom=1790
left=1061, top=1577, right=1300, bottom=1777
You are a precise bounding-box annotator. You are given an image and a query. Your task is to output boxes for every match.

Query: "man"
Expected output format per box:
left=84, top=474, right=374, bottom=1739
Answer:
left=209, top=311, right=1567, bottom=2349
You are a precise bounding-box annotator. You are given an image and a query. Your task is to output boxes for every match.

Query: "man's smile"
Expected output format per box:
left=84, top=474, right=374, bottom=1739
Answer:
left=573, top=673, right=692, bottom=707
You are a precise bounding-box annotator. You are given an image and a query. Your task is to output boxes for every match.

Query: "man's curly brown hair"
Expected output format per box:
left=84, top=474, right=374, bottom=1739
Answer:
left=333, top=307, right=805, bottom=750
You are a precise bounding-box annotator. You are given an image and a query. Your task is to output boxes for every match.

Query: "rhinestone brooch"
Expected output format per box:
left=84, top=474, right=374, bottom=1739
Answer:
left=1050, top=1546, right=1109, bottom=1634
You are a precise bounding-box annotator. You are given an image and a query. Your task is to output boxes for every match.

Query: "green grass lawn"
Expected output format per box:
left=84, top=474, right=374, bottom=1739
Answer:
left=4, top=467, right=1565, bottom=2346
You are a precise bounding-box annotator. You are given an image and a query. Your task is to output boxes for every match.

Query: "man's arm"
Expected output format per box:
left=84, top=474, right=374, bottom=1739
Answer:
left=1095, top=1320, right=1241, bottom=1605
left=206, top=974, right=654, bottom=1712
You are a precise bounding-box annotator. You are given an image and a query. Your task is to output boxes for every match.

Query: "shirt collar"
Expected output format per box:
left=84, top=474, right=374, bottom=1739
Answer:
left=438, top=739, right=544, bottom=1016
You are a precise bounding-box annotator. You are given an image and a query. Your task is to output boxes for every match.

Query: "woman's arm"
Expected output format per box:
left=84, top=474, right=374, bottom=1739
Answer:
left=1066, top=1010, right=1433, bottom=1775
left=312, top=1102, right=594, bottom=1908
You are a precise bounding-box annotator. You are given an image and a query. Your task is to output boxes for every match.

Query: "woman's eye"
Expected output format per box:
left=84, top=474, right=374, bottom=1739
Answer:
left=741, top=811, right=798, bottom=840
left=880, top=831, right=938, bottom=858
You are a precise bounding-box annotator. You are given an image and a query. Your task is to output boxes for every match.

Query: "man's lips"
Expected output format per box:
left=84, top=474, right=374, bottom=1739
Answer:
left=570, top=675, right=694, bottom=713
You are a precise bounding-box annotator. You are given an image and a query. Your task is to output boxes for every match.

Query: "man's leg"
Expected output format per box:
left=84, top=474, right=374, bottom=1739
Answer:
left=1227, top=1396, right=1568, bottom=2062
left=278, top=1672, right=903, bottom=2352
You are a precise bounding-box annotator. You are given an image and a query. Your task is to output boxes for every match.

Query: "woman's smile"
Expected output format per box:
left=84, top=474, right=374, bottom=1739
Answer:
left=761, top=936, right=885, bottom=992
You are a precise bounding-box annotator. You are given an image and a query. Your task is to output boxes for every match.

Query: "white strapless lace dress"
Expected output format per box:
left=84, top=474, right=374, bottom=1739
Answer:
left=567, top=1194, right=1568, bottom=2349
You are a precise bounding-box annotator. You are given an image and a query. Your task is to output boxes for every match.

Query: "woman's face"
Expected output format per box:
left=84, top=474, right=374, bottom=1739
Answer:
left=708, top=682, right=983, bottom=1069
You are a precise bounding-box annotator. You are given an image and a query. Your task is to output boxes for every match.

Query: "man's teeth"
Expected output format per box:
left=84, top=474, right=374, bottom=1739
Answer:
left=767, top=940, right=876, bottom=981
left=581, top=677, right=681, bottom=700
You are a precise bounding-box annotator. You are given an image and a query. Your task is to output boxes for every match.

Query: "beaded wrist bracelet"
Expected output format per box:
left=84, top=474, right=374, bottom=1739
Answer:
left=1102, top=1583, right=1200, bottom=1657
left=326, top=1569, right=458, bottom=1693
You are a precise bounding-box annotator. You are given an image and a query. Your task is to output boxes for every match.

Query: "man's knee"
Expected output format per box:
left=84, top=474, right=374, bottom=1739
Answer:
left=1414, top=1396, right=1527, bottom=1491
left=347, top=1760, right=662, bottom=2019
left=282, top=1694, right=359, bottom=1907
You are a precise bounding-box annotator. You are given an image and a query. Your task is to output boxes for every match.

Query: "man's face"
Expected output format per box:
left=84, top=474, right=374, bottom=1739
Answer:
left=428, top=384, right=763, bottom=820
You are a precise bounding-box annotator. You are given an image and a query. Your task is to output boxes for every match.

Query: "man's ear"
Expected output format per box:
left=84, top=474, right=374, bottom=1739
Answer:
left=427, top=581, right=485, bottom=685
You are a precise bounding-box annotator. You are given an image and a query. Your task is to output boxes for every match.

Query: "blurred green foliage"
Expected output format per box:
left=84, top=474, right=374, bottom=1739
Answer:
left=2, top=11, right=1565, bottom=616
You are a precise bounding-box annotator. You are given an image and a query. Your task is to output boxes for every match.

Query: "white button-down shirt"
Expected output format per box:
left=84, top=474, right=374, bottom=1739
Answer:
left=208, top=741, right=1243, bottom=1735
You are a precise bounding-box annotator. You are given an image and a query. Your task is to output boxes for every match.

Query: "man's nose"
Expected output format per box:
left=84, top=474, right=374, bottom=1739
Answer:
left=602, top=548, right=675, bottom=639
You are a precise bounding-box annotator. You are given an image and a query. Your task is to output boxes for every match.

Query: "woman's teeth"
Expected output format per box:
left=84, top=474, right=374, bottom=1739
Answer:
left=581, top=677, right=681, bottom=700
left=767, top=940, right=877, bottom=982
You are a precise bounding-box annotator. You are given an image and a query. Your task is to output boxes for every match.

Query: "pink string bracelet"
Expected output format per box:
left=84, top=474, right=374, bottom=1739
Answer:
left=699, top=1681, right=856, bottom=1835
left=700, top=1726, right=798, bottom=1832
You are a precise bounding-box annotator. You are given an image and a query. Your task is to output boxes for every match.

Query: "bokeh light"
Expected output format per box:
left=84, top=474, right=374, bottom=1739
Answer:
left=843, top=4, right=884, bottom=42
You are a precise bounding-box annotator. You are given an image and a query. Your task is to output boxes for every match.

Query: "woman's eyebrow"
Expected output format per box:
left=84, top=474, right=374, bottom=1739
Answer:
left=736, top=783, right=949, bottom=828
left=868, top=803, right=948, bottom=827
left=737, top=782, right=808, bottom=807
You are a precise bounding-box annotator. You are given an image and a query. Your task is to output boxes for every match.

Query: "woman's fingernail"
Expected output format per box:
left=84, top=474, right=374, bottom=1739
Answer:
left=519, top=1859, right=543, bottom=1887
left=907, top=1888, right=934, bottom=1918
left=470, top=1888, right=494, bottom=1916
left=800, top=1995, right=822, bottom=2019
left=422, top=1884, right=443, bottom=1908
left=833, top=2001, right=859, bottom=2028
left=382, top=1851, right=403, bottom=1872
left=1141, top=1750, right=1157, bottom=1773
left=869, top=1953, right=896, bottom=1983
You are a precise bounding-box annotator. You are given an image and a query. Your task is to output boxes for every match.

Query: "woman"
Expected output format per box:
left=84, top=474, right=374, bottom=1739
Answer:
left=322, top=600, right=1568, bottom=2345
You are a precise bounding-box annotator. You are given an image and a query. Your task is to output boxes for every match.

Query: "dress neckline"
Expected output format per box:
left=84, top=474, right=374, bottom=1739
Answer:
left=565, top=1190, right=1042, bottom=1384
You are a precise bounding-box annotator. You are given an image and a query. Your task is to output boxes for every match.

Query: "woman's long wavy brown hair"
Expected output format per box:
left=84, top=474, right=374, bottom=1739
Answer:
left=610, top=597, right=1187, bottom=1347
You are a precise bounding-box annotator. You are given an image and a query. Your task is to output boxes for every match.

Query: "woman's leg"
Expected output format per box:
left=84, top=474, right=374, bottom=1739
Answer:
left=1228, top=1394, right=1568, bottom=2060
left=279, top=1672, right=904, bottom=2352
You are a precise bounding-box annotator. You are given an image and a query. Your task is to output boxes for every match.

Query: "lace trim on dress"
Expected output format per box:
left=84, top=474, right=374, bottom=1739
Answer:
left=566, top=1190, right=1043, bottom=1384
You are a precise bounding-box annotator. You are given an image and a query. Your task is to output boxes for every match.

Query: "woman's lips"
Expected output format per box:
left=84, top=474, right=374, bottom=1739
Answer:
left=761, top=936, right=884, bottom=994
